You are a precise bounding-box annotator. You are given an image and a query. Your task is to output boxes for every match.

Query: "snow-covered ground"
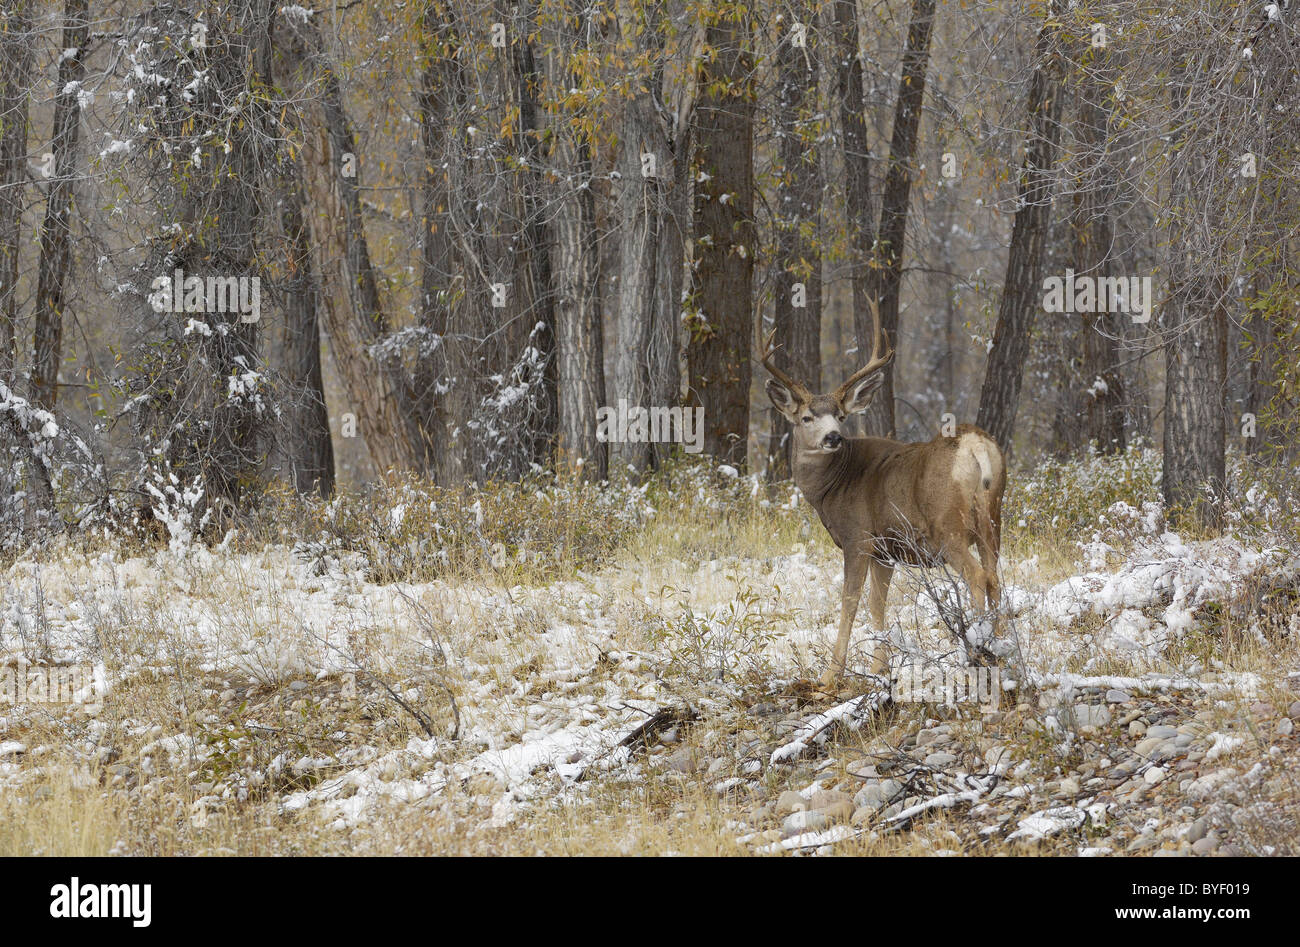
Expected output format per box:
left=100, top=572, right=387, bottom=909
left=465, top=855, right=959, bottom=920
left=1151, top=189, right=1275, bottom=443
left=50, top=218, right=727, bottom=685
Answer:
left=1, top=503, right=1298, bottom=855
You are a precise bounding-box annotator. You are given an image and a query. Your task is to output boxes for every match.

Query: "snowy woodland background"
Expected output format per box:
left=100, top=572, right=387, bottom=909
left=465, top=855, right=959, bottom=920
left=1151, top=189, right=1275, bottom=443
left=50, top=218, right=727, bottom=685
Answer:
left=1, top=0, right=1299, bottom=856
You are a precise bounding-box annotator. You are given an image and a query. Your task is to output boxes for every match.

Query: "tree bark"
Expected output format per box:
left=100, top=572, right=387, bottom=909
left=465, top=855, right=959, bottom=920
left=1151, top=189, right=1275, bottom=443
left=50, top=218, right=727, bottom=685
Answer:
left=0, top=0, right=32, bottom=384
left=1074, top=50, right=1125, bottom=454
left=768, top=5, right=821, bottom=476
left=543, top=9, right=606, bottom=480
left=512, top=5, right=559, bottom=469
left=832, top=0, right=874, bottom=402
left=1163, top=278, right=1227, bottom=528
left=976, top=22, right=1064, bottom=455
left=861, top=0, right=937, bottom=438
left=30, top=0, right=88, bottom=409
left=277, top=16, right=425, bottom=475
left=280, top=180, right=335, bottom=497
left=610, top=0, right=687, bottom=473
left=1162, top=71, right=1226, bottom=529
left=688, top=13, right=755, bottom=467
left=413, top=2, right=473, bottom=484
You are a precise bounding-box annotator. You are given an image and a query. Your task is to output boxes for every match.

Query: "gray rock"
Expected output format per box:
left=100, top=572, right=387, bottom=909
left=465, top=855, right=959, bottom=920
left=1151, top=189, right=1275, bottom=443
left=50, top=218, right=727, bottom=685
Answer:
left=916, top=728, right=942, bottom=747
left=1188, top=818, right=1208, bottom=843
left=925, top=751, right=959, bottom=768
left=810, top=789, right=853, bottom=812
left=665, top=749, right=697, bottom=774
left=1276, top=717, right=1294, bottom=737
left=1135, top=737, right=1176, bottom=761
left=776, top=790, right=807, bottom=814
left=1074, top=704, right=1112, bottom=729
left=1146, top=724, right=1179, bottom=739
left=1135, top=736, right=1163, bottom=756
left=1106, top=689, right=1132, bottom=704
left=850, top=806, right=876, bottom=826
left=781, top=809, right=828, bottom=838
left=854, top=784, right=889, bottom=812
left=1192, top=837, right=1219, bottom=856
left=821, top=800, right=854, bottom=823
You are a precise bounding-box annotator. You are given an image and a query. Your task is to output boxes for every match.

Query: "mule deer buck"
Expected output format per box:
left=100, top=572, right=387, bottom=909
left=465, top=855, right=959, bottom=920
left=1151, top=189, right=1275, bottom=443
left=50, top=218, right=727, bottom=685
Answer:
left=762, top=303, right=1006, bottom=691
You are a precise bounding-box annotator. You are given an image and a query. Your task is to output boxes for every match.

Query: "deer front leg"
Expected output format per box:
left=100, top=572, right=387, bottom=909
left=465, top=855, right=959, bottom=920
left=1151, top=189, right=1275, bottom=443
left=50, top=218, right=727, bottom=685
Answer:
left=823, top=547, right=870, bottom=690
left=866, top=557, right=894, bottom=677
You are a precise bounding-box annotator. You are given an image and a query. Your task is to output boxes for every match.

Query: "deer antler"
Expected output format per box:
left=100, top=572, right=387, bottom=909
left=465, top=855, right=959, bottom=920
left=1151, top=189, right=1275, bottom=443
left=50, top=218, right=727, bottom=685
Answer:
left=834, top=296, right=895, bottom=401
left=760, top=329, right=812, bottom=400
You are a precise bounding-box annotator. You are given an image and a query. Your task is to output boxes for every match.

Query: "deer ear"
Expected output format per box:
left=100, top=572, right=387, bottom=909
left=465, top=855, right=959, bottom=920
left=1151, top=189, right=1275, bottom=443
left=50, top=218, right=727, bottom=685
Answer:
left=843, top=371, right=885, bottom=414
left=765, top=378, right=800, bottom=419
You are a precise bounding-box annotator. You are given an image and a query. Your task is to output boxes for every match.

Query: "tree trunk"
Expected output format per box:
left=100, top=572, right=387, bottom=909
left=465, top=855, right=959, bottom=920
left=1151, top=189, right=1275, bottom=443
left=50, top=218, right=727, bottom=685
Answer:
left=1163, top=278, right=1227, bottom=528
left=277, top=16, right=425, bottom=475
left=768, top=6, right=821, bottom=476
left=648, top=116, right=690, bottom=469
left=544, top=10, right=606, bottom=480
left=1244, top=275, right=1277, bottom=459
left=1162, top=72, right=1226, bottom=530
left=1074, top=51, right=1125, bottom=455
left=413, top=2, right=471, bottom=484
left=612, top=82, right=664, bottom=473
left=860, top=0, right=936, bottom=439
left=832, top=0, right=874, bottom=407
left=688, top=13, right=755, bottom=467
left=925, top=151, right=958, bottom=417
left=610, top=0, right=685, bottom=473
left=280, top=181, right=335, bottom=497
left=30, top=0, right=88, bottom=408
left=512, top=5, right=559, bottom=469
left=0, top=0, right=32, bottom=384
left=976, top=22, right=1064, bottom=455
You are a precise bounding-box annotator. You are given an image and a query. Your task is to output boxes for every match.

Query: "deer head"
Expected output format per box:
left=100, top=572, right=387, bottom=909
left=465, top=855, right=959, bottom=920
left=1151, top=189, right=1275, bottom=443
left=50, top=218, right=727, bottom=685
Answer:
left=763, top=299, right=895, bottom=454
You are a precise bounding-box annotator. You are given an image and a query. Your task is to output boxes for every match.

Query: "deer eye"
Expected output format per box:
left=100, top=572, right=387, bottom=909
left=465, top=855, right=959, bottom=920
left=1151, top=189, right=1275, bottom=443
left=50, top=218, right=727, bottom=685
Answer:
left=837, top=413, right=847, bottom=422
left=801, top=416, right=813, bottom=424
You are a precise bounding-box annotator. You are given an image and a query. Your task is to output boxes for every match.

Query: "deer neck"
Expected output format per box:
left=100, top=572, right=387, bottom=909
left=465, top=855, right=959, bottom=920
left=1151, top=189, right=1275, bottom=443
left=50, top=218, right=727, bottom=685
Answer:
left=793, top=439, right=870, bottom=511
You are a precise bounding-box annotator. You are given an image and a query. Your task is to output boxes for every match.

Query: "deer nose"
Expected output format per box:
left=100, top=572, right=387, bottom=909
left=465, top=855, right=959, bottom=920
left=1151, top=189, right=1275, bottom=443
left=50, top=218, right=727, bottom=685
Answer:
left=823, top=432, right=843, bottom=450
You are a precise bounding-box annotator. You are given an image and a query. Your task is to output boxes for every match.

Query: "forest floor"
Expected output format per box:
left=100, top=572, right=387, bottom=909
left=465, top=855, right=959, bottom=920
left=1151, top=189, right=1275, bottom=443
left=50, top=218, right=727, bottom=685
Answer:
left=1, top=449, right=1298, bottom=855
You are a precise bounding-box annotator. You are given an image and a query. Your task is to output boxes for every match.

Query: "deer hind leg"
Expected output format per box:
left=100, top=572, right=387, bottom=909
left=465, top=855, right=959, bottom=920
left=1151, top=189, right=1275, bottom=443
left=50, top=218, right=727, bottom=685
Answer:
left=975, top=509, right=1001, bottom=612
left=824, top=548, right=870, bottom=689
left=866, top=557, right=894, bottom=678
left=938, top=530, right=990, bottom=619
